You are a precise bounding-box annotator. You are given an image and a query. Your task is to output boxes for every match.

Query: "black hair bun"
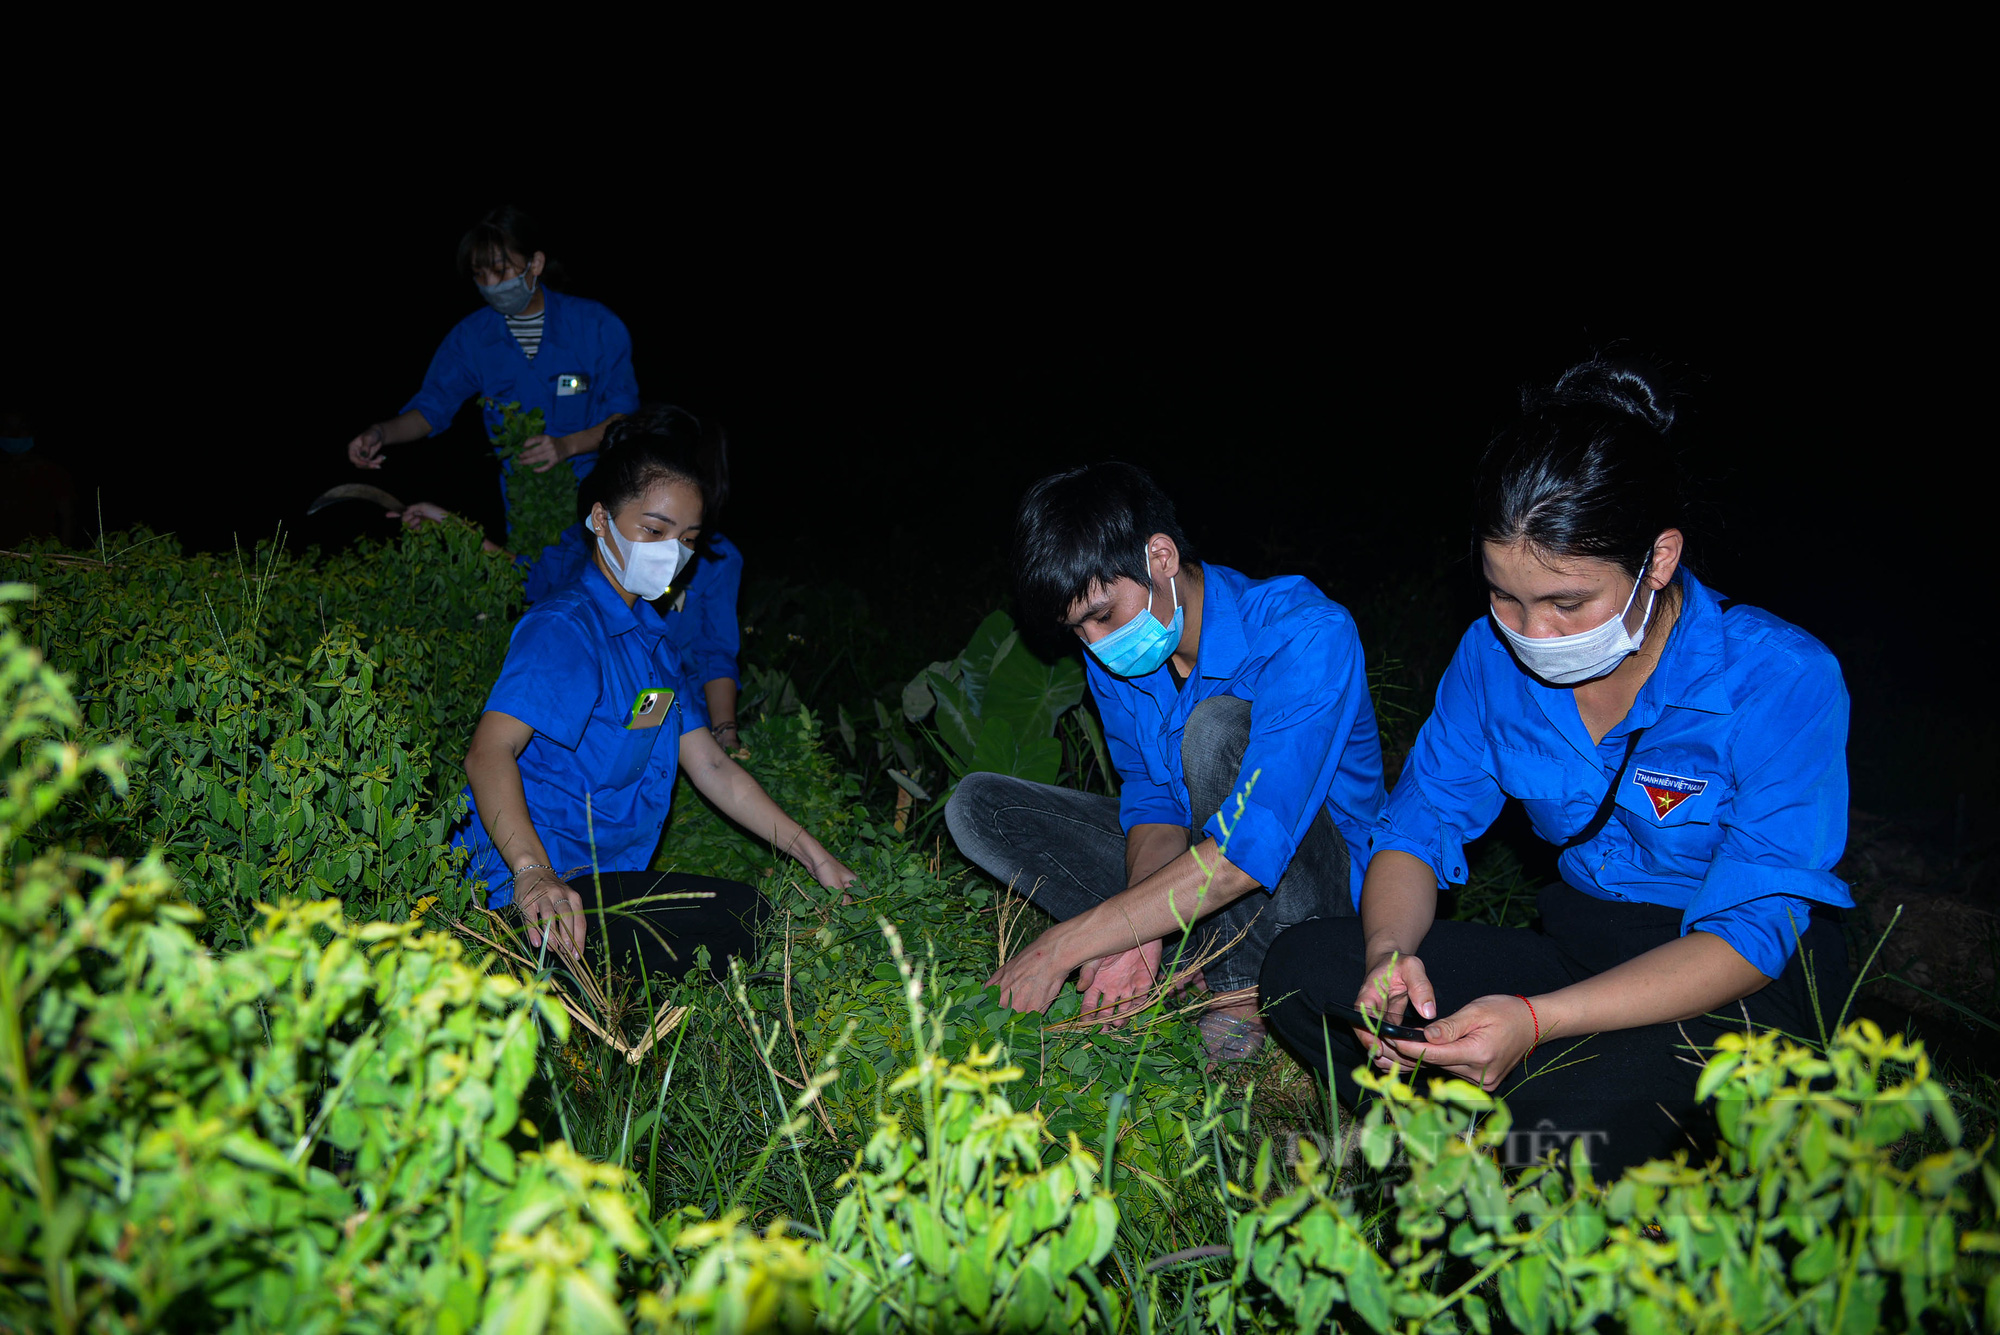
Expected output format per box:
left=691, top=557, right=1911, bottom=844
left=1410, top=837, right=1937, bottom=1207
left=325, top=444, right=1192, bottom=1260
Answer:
left=601, top=404, right=702, bottom=455
left=1525, top=357, right=1676, bottom=435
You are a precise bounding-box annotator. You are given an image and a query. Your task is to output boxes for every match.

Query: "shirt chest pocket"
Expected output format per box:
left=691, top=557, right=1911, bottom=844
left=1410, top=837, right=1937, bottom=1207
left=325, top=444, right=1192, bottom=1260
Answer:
left=1614, top=748, right=1727, bottom=829
left=605, top=702, right=671, bottom=789
left=1491, top=747, right=1589, bottom=840
left=1491, top=746, right=1572, bottom=799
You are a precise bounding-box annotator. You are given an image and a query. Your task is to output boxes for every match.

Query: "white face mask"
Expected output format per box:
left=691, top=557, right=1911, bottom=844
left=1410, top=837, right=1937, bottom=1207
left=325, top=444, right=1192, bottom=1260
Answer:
left=587, top=510, right=690, bottom=601
left=1493, top=565, right=1656, bottom=686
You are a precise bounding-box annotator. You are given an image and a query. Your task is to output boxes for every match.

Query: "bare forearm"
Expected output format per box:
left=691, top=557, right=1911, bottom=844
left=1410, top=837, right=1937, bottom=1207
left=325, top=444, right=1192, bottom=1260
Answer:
left=464, top=739, right=550, bottom=875
left=558, top=414, right=623, bottom=461
left=1053, top=838, right=1260, bottom=968
left=704, top=679, right=739, bottom=738
left=1537, top=931, right=1769, bottom=1040
left=681, top=730, right=816, bottom=865
left=376, top=410, right=431, bottom=446
left=1359, top=850, right=1439, bottom=964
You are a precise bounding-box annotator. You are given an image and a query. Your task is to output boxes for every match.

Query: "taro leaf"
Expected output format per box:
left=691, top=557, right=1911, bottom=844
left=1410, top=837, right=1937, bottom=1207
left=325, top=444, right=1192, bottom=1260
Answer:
left=889, top=726, right=918, bottom=774
left=928, top=671, right=982, bottom=766
left=955, top=610, right=1017, bottom=712
left=902, top=661, right=953, bottom=722
left=982, top=638, right=1085, bottom=741
left=887, top=769, right=932, bottom=802
left=969, top=716, right=1062, bottom=785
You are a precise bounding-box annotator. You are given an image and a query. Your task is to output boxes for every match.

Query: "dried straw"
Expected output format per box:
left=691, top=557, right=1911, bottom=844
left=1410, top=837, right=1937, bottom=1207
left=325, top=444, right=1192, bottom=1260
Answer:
left=453, top=910, right=688, bottom=1066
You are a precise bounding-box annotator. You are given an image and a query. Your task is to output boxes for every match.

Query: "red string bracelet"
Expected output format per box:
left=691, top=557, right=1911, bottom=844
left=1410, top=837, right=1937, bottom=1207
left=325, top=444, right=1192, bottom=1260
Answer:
left=1516, top=994, right=1540, bottom=1056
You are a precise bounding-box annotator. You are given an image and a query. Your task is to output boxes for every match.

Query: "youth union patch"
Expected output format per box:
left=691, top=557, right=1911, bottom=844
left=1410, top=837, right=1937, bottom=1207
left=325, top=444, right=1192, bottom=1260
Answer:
left=1632, top=767, right=1708, bottom=820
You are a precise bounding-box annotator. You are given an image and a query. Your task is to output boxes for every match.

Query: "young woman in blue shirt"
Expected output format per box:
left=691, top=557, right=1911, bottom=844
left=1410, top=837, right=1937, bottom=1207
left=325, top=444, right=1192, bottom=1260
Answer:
left=1260, top=358, right=1853, bottom=1176
left=345, top=205, right=641, bottom=485
left=385, top=406, right=749, bottom=749
left=522, top=413, right=748, bottom=752
left=455, top=407, right=854, bottom=974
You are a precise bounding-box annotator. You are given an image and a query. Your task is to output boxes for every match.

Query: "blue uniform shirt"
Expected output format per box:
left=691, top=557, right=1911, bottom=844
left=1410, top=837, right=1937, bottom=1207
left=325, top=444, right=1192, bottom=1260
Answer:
left=1372, top=569, right=1851, bottom=978
left=400, top=288, right=642, bottom=483
left=522, top=526, right=743, bottom=688
left=1087, top=564, right=1385, bottom=904
left=454, top=564, right=709, bottom=908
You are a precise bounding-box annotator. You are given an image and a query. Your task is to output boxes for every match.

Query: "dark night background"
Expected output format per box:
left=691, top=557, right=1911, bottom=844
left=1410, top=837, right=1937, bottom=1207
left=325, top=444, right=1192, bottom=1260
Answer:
left=4, top=122, right=1988, bottom=866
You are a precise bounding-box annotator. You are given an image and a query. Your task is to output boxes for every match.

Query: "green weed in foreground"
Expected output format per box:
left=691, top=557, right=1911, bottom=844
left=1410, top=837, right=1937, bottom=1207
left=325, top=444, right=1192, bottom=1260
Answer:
left=9, top=521, right=513, bottom=944
left=0, top=584, right=639, bottom=1331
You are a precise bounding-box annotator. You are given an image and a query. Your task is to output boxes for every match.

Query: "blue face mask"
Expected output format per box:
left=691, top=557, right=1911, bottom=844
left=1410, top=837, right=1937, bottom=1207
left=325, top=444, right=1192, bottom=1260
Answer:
left=0, top=436, right=32, bottom=456
left=478, top=269, right=537, bottom=316
left=1086, top=553, right=1184, bottom=677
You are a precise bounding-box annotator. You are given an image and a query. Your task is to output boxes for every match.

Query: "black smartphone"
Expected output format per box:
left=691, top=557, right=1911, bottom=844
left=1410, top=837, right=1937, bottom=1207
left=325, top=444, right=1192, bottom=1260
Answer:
left=1322, top=1001, right=1432, bottom=1044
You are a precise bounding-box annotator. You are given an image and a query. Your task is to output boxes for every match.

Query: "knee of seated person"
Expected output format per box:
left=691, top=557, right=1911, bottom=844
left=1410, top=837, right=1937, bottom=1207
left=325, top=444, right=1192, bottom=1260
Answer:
left=1183, top=696, right=1252, bottom=774
left=944, top=772, right=1004, bottom=845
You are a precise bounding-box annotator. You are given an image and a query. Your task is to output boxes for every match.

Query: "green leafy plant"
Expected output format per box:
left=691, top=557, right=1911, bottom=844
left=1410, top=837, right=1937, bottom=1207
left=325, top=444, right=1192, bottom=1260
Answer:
left=0, top=586, right=646, bottom=1334
left=897, top=609, right=1106, bottom=829
left=9, top=521, right=515, bottom=940
left=655, top=701, right=861, bottom=885
left=488, top=397, right=575, bottom=555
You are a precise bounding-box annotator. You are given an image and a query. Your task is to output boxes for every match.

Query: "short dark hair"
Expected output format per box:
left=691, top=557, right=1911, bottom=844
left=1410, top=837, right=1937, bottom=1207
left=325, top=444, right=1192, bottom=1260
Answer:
left=589, top=404, right=729, bottom=539
left=456, top=205, right=567, bottom=288
left=1013, top=462, right=1201, bottom=628
left=1474, top=356, right=1689, bottom=579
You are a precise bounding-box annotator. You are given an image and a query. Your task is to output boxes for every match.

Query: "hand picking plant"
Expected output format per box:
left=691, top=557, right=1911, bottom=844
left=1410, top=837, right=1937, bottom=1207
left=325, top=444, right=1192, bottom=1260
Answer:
left=488, top=396, right=576, bottom=554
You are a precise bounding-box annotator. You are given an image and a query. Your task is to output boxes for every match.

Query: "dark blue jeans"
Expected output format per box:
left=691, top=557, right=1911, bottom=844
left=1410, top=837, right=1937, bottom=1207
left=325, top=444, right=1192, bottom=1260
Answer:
left=944, top=696, right=1352, bottom=993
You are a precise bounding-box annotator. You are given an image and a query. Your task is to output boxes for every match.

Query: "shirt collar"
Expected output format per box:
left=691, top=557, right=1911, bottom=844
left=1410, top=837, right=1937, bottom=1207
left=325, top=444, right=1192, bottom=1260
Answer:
left=1651, top=569, right=1734, bottom=715
left=1192, top=565, right=1248, bottom=680
left=579, top=560, right=667, bottom=644
left=486, top=285, right=561, bottom=336
left=1518, top=566, right=1734, bottom=755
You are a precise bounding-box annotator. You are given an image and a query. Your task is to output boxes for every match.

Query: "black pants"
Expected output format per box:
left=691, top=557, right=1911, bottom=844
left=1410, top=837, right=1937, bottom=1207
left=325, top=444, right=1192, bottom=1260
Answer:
left=1260, top=882, right=1850, bottom=1177
left=944, top=696, right=1351, bottom=993
left=572, top=869, right=768, bottom=985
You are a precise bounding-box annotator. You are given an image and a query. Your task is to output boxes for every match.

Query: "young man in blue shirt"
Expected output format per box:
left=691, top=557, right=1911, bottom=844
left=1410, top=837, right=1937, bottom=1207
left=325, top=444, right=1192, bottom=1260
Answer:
left=949, top=463, right=1385, bottom=1060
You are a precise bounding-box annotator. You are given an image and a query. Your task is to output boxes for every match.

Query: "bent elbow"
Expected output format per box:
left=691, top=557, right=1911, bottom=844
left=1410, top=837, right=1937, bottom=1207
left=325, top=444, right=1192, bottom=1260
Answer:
left=464, top=731, right=512, bottom=777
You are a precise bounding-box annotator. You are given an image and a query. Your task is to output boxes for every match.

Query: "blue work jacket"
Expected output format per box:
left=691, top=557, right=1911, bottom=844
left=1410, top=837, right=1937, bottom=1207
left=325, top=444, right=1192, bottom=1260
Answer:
left=1088, top=564, right=1385, bottom=904
left=522, top=526, right=743, bottom=688
left=454, top=563, right=708, bottom=908
left=400, top=288, right=642, bottom=483
left=1373, top=570, right=1852, bottom=978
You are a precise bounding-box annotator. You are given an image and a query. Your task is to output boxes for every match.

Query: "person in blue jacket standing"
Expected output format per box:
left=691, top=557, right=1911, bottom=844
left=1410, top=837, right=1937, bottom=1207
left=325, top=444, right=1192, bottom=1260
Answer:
left=455, top=409, right=854, bottom=976
left=1261, top=357, right=1854, bottom=1177
left=345, top=205, right=640, bottom=485
left=953, top=463, right=1384, bottom=1062
left=522, top=406, right=747, bottom=751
